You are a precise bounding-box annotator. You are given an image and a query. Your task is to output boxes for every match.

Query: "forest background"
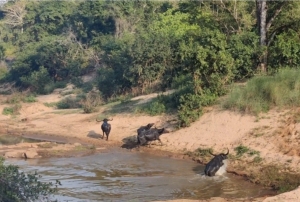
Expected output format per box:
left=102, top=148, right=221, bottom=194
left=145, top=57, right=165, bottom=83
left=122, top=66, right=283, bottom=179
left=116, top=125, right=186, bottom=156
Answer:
left=0, top=0, right=299, bottom=126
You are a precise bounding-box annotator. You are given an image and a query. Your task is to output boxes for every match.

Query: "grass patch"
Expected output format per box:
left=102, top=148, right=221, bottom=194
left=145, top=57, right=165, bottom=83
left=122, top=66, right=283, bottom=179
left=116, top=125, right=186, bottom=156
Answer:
left=253, top=156, right=263, bottom=163
left=44, top=102, right=57, bottom=107
left=51, top=109, right=81, bottom=115
left=22, top=95, right=37, bottom=103
left=4, top=92, right=37, bottom=104
left=135, top=101, right=166, bottom=116
left=222, top=68, right=300, bottom=115
left=37, top=142, right=56, bottom=148
left=104, top=99, right=140, bottom=114
left=135, top=93, right=178, bottom=116
left=250, top=165, right=300, bottom=193
left=234, top=145, right=249, bottom=156
left=184, top=147, right=214, bottom=162
left=2, top=104, right=21, bottom=115
left=234, top=145, right=260, bottom=157
left=74, top=145, right=96, bottom=151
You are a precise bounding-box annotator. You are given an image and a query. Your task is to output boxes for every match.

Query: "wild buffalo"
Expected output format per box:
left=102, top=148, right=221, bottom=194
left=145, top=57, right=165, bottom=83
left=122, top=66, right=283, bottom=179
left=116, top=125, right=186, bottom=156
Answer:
left=204, top=148, right=229, bottom=177
left=137, top=123, right=155, bottom=144
left=97, top=118, right=113, bottom=141
left=138, top=127, right=169, bottom=146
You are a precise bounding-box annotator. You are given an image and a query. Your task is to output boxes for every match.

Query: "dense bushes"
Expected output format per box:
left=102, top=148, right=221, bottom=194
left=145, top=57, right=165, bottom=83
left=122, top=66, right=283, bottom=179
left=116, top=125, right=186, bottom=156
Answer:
left=0, top=1, right=300, bottom=127
left=0, top=157, right=59, bottom=202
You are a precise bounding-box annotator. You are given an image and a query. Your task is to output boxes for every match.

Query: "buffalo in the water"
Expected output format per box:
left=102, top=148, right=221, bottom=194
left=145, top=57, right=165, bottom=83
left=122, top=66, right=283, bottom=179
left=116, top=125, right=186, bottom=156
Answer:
left=204, top=148, right=229, bottom=176
left=97, top=118, right=113, bottom=141
left=137, top=123, right=155, bottom=144
left=138, top=127, right=169, bottom=146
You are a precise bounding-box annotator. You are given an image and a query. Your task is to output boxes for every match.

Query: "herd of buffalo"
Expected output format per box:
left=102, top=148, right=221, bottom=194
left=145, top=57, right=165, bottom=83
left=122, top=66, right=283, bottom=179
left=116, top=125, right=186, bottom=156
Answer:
left=98, top=118, right=229, bottom=177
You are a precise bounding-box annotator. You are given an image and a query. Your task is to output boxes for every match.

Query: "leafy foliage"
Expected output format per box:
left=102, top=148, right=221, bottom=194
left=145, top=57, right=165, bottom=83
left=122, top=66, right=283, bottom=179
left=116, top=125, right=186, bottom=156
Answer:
left=137, top=100, right=166, bottom=116
left=0, top=157, right=60, bottom=202
left=269, top=30, right=300, bottom=69
left=1, top=0, right=300, bottom=126
left=2, top=104, right=21, bottom=115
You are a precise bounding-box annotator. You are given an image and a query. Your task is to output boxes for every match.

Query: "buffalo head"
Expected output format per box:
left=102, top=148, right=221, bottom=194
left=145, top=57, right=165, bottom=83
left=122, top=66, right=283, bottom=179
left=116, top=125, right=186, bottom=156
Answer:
left=209, top=148, right=229, bottom=160
left=103, top=118, right=113, bottom=122
left=204, top=148, right=229, bottom=177
left=96, top=118, right=113, bottom=122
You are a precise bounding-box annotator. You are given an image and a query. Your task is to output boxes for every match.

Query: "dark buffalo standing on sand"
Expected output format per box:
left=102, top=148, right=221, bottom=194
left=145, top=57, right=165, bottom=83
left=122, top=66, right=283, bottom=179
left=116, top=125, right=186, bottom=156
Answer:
left=97, top=118, right=113, bottom=141
left=204, top=148, right=229, bottom=177
left=138, top=127, right=169, bottom=146
left=137, top=123, right=155, bottom=144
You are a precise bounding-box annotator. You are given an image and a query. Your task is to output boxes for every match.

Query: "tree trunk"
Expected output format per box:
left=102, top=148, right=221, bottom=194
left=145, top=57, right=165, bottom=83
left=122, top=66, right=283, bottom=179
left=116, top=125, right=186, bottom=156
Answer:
left=256, top=0, right=267, bottom=73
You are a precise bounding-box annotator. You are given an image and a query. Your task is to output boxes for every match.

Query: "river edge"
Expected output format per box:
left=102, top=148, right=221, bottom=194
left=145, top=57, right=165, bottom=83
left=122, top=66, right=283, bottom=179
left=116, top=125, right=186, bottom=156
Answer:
left=1, top=129, right=277, bottom=202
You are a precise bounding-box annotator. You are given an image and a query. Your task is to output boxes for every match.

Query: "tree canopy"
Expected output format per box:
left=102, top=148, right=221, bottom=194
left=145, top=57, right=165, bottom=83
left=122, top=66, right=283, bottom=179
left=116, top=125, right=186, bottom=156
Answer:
left=0, top=0, right=300, bottom=125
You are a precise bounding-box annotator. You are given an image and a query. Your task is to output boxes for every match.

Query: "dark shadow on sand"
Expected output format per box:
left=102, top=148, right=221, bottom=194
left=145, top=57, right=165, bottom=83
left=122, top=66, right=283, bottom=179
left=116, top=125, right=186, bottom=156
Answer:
left=87, top=130, right=103, bottom=140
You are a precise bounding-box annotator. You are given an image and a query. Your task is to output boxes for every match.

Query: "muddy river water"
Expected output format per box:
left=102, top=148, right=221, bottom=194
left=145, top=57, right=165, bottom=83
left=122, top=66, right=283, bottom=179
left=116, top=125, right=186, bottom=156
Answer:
left=6, top=148, right=275, bottom=202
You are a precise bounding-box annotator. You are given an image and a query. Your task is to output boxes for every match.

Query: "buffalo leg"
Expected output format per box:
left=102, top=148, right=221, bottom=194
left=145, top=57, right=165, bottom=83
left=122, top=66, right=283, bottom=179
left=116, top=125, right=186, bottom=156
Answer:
left=139, top=136, right=147, bottom=146
left=158, top=138, right=163, bottom=146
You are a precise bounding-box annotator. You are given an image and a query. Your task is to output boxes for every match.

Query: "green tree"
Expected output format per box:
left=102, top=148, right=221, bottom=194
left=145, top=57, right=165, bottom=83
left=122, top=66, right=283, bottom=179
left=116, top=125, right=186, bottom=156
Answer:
left=255, top=1, right=300, bottom=72
left=10, top=35, right=93, bottom=91
left=0, top=157, right=60, bottom=202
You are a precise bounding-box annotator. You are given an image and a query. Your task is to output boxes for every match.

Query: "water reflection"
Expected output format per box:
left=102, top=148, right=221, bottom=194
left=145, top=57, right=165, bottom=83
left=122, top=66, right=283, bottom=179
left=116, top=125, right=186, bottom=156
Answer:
left=6, top=149, right=275, bottom=201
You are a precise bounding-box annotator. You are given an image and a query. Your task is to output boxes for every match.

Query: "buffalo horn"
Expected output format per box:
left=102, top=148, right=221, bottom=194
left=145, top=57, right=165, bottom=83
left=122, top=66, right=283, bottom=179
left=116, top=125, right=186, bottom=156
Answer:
left=224, top=148, right=229, bottom=155
left=209, top=149, right=216, bottom=156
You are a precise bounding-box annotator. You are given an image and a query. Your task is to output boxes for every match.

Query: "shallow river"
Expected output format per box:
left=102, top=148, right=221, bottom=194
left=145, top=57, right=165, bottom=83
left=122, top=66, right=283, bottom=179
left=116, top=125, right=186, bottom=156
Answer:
left=6, top=148, right=275, bottom=202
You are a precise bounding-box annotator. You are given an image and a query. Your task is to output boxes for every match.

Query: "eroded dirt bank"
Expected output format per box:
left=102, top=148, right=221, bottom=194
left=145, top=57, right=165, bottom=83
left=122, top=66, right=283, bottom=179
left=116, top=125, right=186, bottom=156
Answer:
left=1, top=93, right=300, bottom=201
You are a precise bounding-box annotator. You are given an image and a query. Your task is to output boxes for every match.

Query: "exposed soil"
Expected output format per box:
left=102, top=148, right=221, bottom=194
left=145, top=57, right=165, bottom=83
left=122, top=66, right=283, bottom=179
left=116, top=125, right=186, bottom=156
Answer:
left=1, top=90, right=300, bottom=202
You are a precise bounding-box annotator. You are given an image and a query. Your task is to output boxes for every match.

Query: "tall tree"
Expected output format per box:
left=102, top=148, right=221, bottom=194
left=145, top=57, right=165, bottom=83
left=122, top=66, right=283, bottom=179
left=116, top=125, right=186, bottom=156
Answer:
left=2, top=0, right=26, bottom=33
left=255, top=0, right=297, bottom=72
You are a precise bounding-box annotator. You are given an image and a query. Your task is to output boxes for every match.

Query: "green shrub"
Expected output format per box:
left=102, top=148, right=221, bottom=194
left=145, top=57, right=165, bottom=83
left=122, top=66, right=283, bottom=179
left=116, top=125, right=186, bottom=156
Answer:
left=53, top=81, right=67, bottom=89
left=81, top=91, right=102, bottom=113
left=71, top=77, right=84, bottom=88
left=23, top=95, right=37, bottom=103
left=2, top=104, right=21, bottom=115
left=0, top=157, right=60, bottom=202
left=141, top=101, right=166, bottom=116
left=56, top=97, right=81, bottom=109
left=20, top=66, right=53, bottom=94
left=2, top=107, right=14, bottom=115
left=234, top=145, right=250, bottom=157
left=81, top=82, right=93, bottom=93
left=178, top=93, right=216, bottom=127
left=42, top=81, right=56, bottom=95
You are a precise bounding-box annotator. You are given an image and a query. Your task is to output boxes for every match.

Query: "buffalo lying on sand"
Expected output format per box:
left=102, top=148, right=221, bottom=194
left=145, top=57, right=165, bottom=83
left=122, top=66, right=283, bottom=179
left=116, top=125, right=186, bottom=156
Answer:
left=137, top=123, right=155, bottom=144
left=138, top=127, right=169, bottom=146
left=204, top=148, right=229, bottom=177
left=97, top=118, right=113, bottom=141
